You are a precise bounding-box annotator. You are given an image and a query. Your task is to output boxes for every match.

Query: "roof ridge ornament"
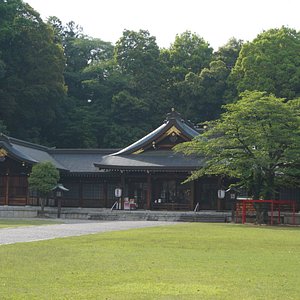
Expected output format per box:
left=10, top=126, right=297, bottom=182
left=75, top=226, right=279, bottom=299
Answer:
left=165, top=108, right=182, bottom=122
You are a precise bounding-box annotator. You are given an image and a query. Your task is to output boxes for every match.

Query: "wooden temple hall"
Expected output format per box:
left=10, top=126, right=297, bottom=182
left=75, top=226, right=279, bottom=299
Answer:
left=1, top=110, right=298, bottom=211
left=0, top=110, right=217, bottom=211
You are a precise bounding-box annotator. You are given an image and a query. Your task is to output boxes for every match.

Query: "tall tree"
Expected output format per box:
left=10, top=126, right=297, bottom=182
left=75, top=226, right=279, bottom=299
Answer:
left=175, top=59, right=229, bottom=122
left=213, top=37, right=243, bottom=71
left=162, top=31, right=213, bottom=81
left=114, top=29, right=164, bottom=102
left=47, top=17, right=114, bottom=148
left=0, top=0, right=67, bottom=143
left=161, top=31, right=214, bottom=123
left=175, top=91, right=300, bottom=200
left=171, top=38, right=242, bottom=123
left=109, top=29, right=167, bottom=145
left=229, top=27, right=300, bottom=100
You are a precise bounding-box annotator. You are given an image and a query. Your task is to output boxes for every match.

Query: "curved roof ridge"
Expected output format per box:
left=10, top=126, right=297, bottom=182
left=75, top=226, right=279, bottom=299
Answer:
left=110, top=123, right=168, bottom=156
left=110, top=109, right=199, bottom=156
left=7, top=136, right=52, bottom=151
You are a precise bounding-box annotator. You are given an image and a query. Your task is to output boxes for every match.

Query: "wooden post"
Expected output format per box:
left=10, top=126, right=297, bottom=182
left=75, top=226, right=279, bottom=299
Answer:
left=146, top=173, right=152, bottom=210
left=4, top=173, right=9, bottom=205
left=217, top=198, right=221, bottom=211
left=25, top=175, right=29, bottom=205
left=242, top=201, right=246, bottom=224
left=121, top=172, right=125, bottom=210
left=79, top=180, right=83, bottom=207
left=292, top=201, right=296, bottom=225
left=57, top=196, right=62, bottom=218
left=271, top=201, right=274, bottom=225
left=104, top=181, right=108, bottom=208
left=190, top=181, right=195, bottom=211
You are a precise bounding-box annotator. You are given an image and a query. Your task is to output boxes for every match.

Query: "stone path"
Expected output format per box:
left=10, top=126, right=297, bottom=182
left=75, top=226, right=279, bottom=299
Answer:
left=0, top=221, right=177, bottom=245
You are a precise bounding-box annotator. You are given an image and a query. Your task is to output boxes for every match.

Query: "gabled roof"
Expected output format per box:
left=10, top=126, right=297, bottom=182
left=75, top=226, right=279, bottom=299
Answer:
left=0, top=110, right=202, bottom=174
left=94, top=110, right=202, bottom=172
left=111, top=109, right=199, bottom=156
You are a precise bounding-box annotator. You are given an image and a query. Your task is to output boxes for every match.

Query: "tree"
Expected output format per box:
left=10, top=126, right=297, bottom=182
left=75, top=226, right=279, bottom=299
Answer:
left=162, top=31, right=213, bottom=81
left=175, top=60, right=229, bottom=122
left=161, top=31, right=214, bottom=123
left=114, top=29, right=164, bottom=102
left=28, top=161, right=60, bottom=213
left=0, top=0, right=67, bottom=144
left=175, top=91, right=300, bottom=201
left=47, top=17, right=115, bottom=148
left=213, top=37, right=243, bottom=71
left=229, top=27, right=300, bottom=100
left=111, top=29, right=167, bottom=142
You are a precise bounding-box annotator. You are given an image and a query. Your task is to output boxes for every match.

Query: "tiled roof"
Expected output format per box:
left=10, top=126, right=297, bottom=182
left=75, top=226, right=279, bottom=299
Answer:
left=0, top=110, right=202, bottom=173
left=111, top=110, right=199, bottom=156
left=95, top=150, right=204, bottom=171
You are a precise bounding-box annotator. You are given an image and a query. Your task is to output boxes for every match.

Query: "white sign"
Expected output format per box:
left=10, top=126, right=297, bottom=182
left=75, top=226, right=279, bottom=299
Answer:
left=114, top=188, right=122, bottom=198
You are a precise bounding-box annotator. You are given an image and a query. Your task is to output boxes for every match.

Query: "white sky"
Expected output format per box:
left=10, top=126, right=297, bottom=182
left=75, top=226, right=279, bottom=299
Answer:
left=25, top=0, right=300, bottom=50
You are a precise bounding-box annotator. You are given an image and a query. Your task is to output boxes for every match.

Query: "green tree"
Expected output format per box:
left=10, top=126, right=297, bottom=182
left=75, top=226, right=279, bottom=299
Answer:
left=175, top=60, right=229, bottom=122
left=213, top=37, right=243, bottom=71
left=162, top=31, right=213, bottom=81
left=109, top=29, right=167, bottom=144
left=47, top=17, right=114, bottom=148
left=114, top=29, right=164, bottom=103
left=229, top=27, right=300, bottom=99
left=175, top=91, right=300, bottom=201
left=28, top=161, right=60, bottom=213
left=0, top=0, right=67, bottom=143
left=161, top=31, right=214, bottom=123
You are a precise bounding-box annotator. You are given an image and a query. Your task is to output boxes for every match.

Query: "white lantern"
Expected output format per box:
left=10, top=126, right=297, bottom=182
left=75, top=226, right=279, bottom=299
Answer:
left=217, top=189, right=226, bottom=199
left=114, top=188, right=122, bottom=198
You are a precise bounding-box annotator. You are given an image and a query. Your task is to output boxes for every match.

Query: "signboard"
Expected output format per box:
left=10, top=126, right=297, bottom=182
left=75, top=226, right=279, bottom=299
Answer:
left=114, top=188, right=122, bottom=198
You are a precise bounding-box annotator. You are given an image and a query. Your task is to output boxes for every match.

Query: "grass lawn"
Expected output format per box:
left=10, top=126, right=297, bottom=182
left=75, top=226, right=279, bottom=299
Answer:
left=0, top=223, right=299, bottom=299
left=0, top=219, right=61, bottom=228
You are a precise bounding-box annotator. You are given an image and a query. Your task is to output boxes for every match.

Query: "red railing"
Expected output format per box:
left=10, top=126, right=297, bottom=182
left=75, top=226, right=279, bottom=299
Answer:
left=235, top=199, right=296, bottom=225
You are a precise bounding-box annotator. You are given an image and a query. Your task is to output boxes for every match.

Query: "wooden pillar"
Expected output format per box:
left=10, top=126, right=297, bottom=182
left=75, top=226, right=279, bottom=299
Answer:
left=79, top=180, right=83, bottom=207
left=4, top=172, right=9, bottom=205
left=146, top=173, right=152, bottom=210
left=120, top=172, right=125, bottom=210
left=25, top=175, right=29, bottom=205
left=190, top=180, right=195, bottom=211
left=104, top=181, right=108, bottom=208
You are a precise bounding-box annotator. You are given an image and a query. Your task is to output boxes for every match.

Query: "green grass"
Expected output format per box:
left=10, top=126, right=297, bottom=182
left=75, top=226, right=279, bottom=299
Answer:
left=0, top=219, right=61, bottom=228
left=0, top=223, right=299, bottom=299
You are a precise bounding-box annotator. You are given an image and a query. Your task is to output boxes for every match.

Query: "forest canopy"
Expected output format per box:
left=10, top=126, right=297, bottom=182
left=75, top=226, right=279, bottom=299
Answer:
left=0, top=0, right=300, bottom=149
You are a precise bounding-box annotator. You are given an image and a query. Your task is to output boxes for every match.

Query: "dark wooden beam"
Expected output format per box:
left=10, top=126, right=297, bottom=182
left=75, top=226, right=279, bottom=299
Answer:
left=146, top=173, right=152, bottom=210
left=121, top=172, right=125, bottom=210
left=4, top=173, right=9, bottom=205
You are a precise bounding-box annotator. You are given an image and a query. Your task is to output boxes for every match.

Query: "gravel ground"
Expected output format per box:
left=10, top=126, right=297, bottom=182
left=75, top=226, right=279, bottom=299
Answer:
left=0, top=221, right=177, bottom=245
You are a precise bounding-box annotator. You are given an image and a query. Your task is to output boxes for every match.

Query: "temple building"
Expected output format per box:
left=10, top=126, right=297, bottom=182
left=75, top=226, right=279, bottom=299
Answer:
left=0, top=110, right=298, bottom=211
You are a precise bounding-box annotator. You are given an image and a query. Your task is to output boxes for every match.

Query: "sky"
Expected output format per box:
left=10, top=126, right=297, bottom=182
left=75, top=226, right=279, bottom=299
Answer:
left=25, top=0, right=300, bottom=50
